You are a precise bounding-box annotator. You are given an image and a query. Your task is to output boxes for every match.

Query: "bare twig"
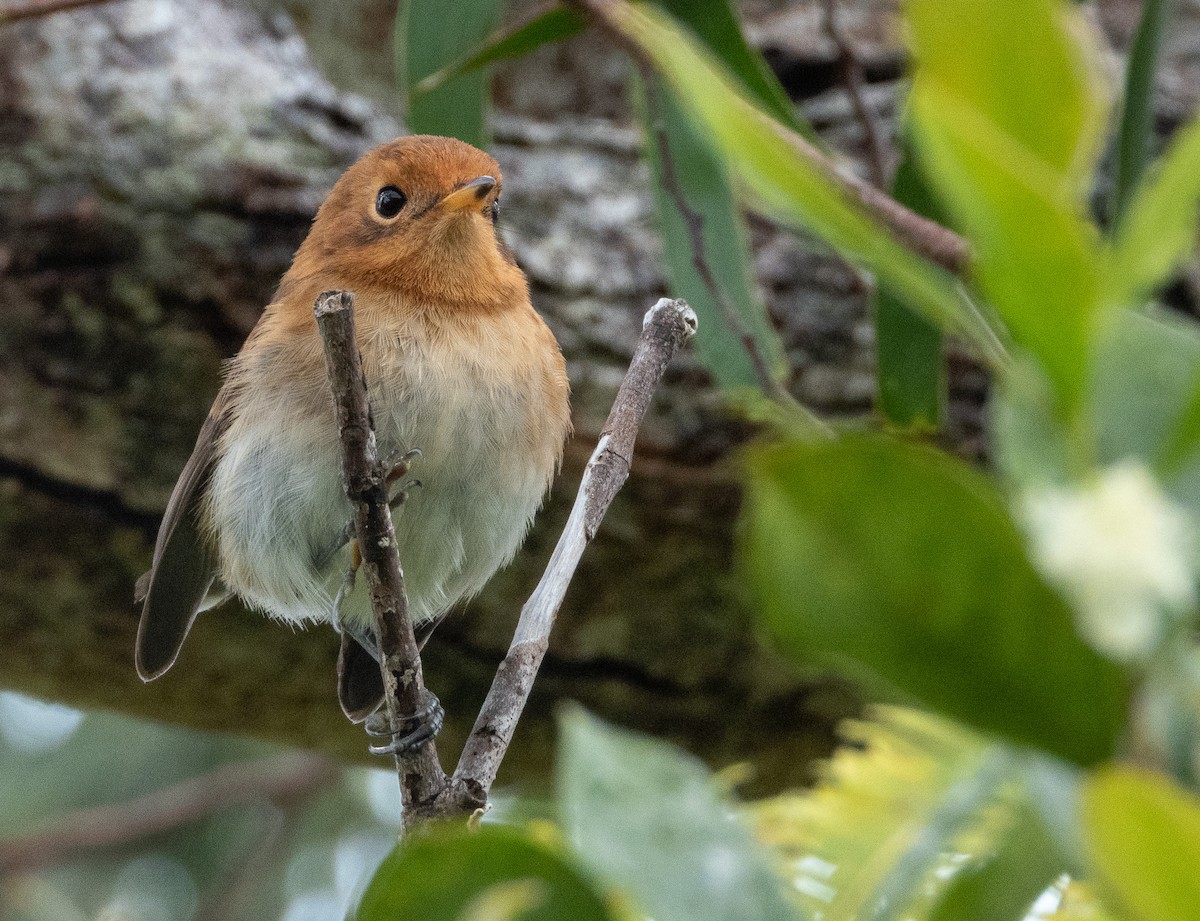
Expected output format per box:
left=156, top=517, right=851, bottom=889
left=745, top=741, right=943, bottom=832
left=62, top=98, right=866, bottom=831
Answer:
left=567, top=0, right=970, bottom=277
left=449, top=298, right=697, bottom=800
left=0, top=0, right=120, bottom=24
left=821, top=0, right=889, bottom=188
left=0, top=753, right=337, bottom=875
left=313, top=291, right=449, bottom=829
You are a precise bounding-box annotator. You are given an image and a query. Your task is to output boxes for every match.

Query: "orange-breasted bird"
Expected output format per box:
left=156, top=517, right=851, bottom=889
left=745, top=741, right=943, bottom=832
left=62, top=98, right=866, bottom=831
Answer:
left=135, top=136, right=572, bottom=739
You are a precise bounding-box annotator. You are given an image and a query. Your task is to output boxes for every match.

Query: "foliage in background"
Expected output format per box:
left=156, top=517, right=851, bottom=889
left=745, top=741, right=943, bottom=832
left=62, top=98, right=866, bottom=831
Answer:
left=381, top=0, right=1200, bottom=919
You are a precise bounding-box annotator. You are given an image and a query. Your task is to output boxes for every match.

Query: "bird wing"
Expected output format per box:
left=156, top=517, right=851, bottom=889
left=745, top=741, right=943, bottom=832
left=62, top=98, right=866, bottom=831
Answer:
left=135, top=394, right=231, bottom=681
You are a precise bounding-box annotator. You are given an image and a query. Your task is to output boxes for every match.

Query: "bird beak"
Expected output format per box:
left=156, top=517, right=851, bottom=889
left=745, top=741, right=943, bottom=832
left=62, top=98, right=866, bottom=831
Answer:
left=440, top=176, right=497, bottom=213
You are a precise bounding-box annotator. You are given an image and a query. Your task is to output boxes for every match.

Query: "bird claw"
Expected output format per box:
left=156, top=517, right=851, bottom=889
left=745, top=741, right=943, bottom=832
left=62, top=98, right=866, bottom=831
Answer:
left=365, top=689, right=444, bottom=756
left=385, top=447, right=422, bottom=483
left=385, top=447, right=423, bottom=508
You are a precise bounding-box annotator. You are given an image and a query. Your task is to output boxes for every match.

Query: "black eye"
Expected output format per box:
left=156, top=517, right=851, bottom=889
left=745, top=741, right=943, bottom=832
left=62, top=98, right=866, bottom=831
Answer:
left=375, top=185, right=407, bottom=219
left=490, top=198, right=500, bottom=225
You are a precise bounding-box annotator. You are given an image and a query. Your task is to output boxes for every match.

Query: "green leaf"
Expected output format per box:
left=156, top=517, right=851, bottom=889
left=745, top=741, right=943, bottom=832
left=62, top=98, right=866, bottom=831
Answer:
left=753, top=709, right=1065, bottom=921
left=1108, top=116, right=1200, bottom=307
left=633, top=73, right=787, bottom=393
left=909, top=85, right=1101, bottom=410
left=557, top=708, right=801, bottom=921
left=1112, top=0, right=1176, bottom=222
left=1083, top=765, right=1200, bottom=921
left=876, top=146, right=945, bottom=429
left=928, top=796, right=1063, bottom=921
left=741, top=436, right=1129, bottom=766
left=352, top=824, right=612, bottom=921
left=907, top=0, right=1108, bottom=182
left=654, top=0, right=813, bottom=140
left=396, top=0, right=503, bottom=148
left=598, top=2, right=1004, bottom=367
left=1090, top=308, right=1200, bottom=475
left=907, top=0, right=1109, bottom=409
left=414, top=7, right=587, bottom=96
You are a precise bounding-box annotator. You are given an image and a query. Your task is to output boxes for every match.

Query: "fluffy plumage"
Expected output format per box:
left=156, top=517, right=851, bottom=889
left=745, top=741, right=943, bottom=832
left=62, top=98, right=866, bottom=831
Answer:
left=136, top=136, right=571, bottom=716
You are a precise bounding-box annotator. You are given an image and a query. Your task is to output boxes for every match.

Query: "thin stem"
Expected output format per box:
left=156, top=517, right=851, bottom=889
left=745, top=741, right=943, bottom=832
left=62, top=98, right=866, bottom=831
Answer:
left=821, top=0, right=889, bottom=188
left=0, top=0, right=119, bottom=23
left=0, top=753, right=336, bottom=875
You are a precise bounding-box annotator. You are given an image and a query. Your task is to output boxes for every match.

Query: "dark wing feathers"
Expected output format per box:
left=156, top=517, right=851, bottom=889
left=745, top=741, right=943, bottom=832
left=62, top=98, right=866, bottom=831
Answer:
left=135, top=400, right=229, bottom=681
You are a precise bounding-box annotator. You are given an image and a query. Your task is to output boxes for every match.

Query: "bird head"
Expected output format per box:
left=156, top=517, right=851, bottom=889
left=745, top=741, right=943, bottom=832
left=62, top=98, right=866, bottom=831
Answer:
left=292, top=135, right=526, bottom=314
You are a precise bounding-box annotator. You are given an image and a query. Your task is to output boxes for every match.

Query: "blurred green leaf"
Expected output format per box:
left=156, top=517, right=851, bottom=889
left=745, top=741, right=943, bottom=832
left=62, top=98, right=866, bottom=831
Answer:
left=396, top=0, right=503, bottom=147
left=742, top=436, right=1129, bottom=766
left=907, top=0, right=1108, bottom=181
left=633, top=74, right=787, bottom=393
left=557, top=708, right=801, bottom=921
left=655, top=0, right=812, bottom=139
left=413, top=7, right=587, bottom=96
left=353, top=825, right=612, bottom=921
left=907, top=0, right=1108, bottom=409
left=599, top=2, right=1003, bottom=366
left=928, top=796, right=1063, bottom=921
left=1090, top=309, right=1200, bottom=474
left=1083, top=765, right=1200, bottom=921
left=1112, top=0, right=1175, bottom=223
left=876, top=148, right=945, bottom=429
left=754, top=708, right=1041, bottom=921
left=1108, top=116, right=1200, bottom=307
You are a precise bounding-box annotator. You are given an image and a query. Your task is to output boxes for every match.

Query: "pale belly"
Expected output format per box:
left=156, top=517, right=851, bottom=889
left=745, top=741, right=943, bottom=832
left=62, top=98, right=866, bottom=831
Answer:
left=203, top=355, right=558, bottom=629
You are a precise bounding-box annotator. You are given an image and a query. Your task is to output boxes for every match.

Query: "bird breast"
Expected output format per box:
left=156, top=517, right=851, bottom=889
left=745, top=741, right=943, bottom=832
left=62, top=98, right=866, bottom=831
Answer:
left=202, top=298, right=569, bottom=629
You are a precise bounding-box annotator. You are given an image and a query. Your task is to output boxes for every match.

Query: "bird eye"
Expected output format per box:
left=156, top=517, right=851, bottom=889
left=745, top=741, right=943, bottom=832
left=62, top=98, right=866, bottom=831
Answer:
left=375, top=185, right=407, bottom=219
left=490, top=198, right=500, bottom=225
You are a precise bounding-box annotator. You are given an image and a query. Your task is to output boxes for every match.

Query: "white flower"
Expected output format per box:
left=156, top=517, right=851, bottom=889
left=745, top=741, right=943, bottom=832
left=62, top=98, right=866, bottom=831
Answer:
left=1022, top=462, right=1197, bottom=663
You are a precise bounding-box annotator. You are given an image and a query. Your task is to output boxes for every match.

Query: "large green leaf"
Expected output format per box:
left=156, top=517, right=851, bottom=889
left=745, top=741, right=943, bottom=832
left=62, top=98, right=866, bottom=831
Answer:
left=907, top=0, right=1108, bottom=183
left=907, top=0, right=1109, bottom=409
left=396, top=0, right=503, bottom=147
left=876, top=146, right=945, bottom=429
left=353, top=824, right=613, bottom=921
left=1083, top=765, right=1200, bottom=921
left=1108, top=116, right=1200, bottom=308
left=557, top=708, right=802, bottom=921
left=597, top=2, right=1003, bottom=366
left=741, top=436, right=1129, bottom=766
left=633, top=74, right=787, bottom=393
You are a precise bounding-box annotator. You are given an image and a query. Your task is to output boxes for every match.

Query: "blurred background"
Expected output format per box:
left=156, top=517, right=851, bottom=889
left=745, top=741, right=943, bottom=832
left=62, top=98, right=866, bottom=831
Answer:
left=1, top=0, right=1197, bottom=917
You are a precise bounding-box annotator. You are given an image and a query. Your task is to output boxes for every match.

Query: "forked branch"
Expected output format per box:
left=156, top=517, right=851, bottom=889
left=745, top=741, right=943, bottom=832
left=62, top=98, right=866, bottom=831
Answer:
left=314, top=292, right=695, bottom=831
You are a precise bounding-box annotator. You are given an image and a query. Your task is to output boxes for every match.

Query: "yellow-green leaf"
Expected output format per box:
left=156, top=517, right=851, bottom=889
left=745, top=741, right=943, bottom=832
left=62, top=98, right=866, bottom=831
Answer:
left=1083, top=765, right=1200, bottom=921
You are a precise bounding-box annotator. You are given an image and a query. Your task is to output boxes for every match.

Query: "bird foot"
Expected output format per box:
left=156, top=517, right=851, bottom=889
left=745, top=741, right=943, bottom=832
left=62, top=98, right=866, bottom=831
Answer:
left=365, top=689, right=444, bottom=756
left=385, top=448, right=423, bottom=508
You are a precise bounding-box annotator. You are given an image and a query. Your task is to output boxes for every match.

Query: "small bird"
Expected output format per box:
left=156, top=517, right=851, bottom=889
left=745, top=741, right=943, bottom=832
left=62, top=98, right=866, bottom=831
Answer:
left=135, top=136, right=571, bottom=736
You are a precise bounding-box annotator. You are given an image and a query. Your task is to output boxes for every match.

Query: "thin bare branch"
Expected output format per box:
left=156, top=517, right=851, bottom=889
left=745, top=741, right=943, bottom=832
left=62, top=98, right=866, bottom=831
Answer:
left=313, top=291, right=448, bottom=829
left=0, top=753, right=337, bottom=875
left=0, top=0, right=120, bottom=24
left=449, top=298, right=697, bottom=799
left=821, top=0, right=889, bottom=189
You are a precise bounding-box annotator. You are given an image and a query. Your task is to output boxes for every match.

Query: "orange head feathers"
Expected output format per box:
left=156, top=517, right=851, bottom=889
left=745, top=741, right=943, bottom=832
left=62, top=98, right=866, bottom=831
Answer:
left=288, top=135, right=527, bottom=314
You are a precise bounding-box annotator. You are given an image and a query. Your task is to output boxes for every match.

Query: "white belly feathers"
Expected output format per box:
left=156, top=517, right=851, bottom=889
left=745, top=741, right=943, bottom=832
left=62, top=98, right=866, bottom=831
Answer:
left=202, top=308, right=563, bottom=630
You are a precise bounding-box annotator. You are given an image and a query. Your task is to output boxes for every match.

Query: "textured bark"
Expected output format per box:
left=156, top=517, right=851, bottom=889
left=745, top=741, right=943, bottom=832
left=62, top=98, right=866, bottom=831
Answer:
left=1, top=0, right=1193, bottom=792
